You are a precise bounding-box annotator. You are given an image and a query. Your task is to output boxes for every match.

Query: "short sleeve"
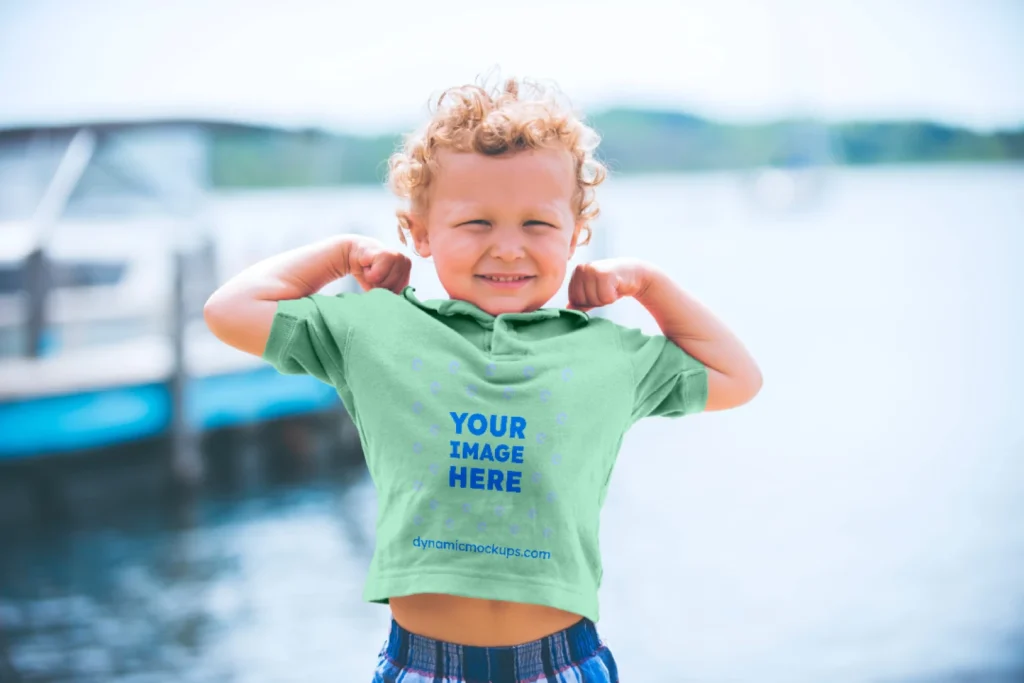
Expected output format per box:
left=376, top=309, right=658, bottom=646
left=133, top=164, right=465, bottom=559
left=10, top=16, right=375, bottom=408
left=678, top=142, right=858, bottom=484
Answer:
left=261, top=294, right=354, bottom=388
left=618, top=325, right=708, bottom=421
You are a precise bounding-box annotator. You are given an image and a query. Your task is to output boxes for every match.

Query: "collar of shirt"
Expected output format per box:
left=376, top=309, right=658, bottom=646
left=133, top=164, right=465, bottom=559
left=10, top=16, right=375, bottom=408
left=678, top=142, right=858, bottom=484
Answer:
left=400, top=286, right=589, bottom=328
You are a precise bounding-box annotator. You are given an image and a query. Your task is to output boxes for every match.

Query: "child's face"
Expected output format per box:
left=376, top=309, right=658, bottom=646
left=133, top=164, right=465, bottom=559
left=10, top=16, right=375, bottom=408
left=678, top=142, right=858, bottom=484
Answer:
left=409, top=148, right=582, bottom=316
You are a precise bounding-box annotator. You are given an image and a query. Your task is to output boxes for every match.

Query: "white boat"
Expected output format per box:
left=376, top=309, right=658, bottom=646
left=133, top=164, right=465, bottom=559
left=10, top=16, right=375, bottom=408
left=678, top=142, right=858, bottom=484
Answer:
left=0, top=121, right=341, bottom=464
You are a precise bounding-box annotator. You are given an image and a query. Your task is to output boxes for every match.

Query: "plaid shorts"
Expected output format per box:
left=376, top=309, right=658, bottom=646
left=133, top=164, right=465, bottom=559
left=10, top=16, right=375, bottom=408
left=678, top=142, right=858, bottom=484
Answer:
left=372, top=615, right=619, bottom=682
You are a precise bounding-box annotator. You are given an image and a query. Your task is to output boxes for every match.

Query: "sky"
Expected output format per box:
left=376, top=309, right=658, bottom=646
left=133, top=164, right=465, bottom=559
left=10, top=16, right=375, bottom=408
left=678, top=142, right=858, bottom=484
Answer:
left=0, top=0, right=1022, bottom=134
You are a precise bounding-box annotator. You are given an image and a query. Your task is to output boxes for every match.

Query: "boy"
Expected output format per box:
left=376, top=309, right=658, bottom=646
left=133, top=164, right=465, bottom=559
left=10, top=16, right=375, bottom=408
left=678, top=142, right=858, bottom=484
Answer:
left=204, top=76, right=762, bottom=682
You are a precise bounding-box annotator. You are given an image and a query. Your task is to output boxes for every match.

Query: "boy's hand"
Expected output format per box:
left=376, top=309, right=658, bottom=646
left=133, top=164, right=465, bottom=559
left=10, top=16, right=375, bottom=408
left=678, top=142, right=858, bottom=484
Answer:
left=347, top=237, right=412, bottom=293
left=566, top=258, right=652, bottom=311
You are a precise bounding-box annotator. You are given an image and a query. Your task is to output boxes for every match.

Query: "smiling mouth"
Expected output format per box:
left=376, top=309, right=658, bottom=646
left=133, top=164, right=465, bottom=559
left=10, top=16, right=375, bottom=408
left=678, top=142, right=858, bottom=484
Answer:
left=475, top=275, right=535, bottom=283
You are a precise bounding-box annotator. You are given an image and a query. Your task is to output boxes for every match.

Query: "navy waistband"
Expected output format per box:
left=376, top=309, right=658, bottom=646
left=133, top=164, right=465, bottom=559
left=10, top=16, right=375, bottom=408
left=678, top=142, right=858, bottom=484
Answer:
left=383, top=616, right=604, bottom=681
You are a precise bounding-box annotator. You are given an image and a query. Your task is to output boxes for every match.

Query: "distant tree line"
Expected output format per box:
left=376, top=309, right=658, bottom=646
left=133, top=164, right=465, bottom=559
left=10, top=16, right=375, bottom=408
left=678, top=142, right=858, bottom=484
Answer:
left=208, top=109, right=1024, bottom=187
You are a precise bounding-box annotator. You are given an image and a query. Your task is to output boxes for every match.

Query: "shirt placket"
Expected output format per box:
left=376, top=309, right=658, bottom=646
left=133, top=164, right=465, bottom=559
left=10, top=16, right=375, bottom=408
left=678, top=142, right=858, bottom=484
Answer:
left=490, top=316, right=522, bottom=357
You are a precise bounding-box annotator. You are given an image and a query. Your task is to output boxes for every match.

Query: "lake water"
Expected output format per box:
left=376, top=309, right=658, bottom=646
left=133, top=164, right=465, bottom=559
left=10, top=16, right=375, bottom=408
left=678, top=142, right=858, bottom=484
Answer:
left=2, top=165, right=1023, bottom=682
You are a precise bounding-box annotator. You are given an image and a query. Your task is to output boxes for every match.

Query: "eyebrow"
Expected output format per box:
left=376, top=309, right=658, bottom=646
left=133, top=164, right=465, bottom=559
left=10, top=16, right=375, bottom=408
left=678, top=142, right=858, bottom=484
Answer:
left=446, top=205, right=566, bottom=219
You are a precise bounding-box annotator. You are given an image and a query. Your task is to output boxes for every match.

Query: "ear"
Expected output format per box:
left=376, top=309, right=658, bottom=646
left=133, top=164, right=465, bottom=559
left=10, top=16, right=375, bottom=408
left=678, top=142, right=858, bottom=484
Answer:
left=406, top=212, right=432, bottom=258
left=567, top=221, right=584, bottom=260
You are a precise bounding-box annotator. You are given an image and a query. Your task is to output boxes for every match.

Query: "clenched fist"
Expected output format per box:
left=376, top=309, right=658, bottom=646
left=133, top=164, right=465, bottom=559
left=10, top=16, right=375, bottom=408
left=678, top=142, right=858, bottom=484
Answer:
left=566, top=258, right=652, bottom=311
left=347, top=237, right=412, bottom=293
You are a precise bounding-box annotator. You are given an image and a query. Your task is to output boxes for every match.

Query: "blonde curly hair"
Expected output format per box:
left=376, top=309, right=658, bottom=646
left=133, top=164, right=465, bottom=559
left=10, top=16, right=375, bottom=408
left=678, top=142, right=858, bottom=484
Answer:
left=387, top=76, right=608, bottom=248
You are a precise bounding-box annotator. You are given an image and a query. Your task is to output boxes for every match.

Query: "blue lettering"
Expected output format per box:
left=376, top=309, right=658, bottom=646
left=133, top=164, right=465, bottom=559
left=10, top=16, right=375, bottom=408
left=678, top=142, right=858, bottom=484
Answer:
left=479, top=443, right=494, bottom=462
left=462, top=442, right=479, bottom=459
left=494, top=444, right=510, bottom=462
left=449, top=466, right=467, bottom=488
left=489, top=414, right=508, bottom=437
left=468, top=413, right=487, bottom=436
left=470, top=467, right=486, bottom=489
left=450, top=465, right=524, bottom=494
left=450, top=412, right=468, bottom=434
left=510, top=416, right=527, bottom=439
left=511, top=445, right=524, bottom=463
left=449, top=440, right=461, bottom=458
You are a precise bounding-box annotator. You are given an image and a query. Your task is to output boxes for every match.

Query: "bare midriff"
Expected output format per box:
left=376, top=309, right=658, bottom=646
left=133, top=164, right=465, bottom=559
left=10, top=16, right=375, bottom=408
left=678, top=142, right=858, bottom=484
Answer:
left=389, top=593, right=584, bottom=646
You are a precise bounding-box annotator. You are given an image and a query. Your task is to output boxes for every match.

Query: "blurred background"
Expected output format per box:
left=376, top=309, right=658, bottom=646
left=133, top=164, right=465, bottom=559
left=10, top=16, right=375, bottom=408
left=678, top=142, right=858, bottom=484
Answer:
left=1, top=0, right=1022, bottom=681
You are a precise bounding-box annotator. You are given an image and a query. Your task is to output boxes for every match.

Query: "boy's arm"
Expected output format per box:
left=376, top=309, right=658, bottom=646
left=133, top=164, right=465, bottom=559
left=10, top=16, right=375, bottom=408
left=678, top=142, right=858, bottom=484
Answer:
left=634, top=266, right=762, bottom=412
left=203, top=235, right=356, bottom=357
left=203, top=234, right=409, bottom=358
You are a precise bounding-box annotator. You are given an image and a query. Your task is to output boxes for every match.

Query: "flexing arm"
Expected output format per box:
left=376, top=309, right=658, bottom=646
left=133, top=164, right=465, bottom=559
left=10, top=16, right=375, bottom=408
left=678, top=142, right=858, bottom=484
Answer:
left=633, top=266, right=762, bottom=411
left=568, top=258, right=763, bottom=412
left=203, top=234, right=410, bottom=357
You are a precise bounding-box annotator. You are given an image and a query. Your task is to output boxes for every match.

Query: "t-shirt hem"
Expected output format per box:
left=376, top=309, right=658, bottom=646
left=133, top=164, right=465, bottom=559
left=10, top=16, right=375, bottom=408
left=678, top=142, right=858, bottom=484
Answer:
left=261, top=302, right=299, bottom=368
left=363, top=570, right=600, bottom=623
left=684, top=366, right=710, bottom=414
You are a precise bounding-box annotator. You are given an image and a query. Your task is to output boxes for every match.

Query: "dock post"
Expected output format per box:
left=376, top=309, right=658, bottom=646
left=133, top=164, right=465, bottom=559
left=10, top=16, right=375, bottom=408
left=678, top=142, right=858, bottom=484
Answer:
left=23, top=247, right=50, bottom=358
left=22, top=127, right=96, bottom=359
left=169, top=247, right=203, bottom=488
left=235, top=421, right=266, bottom=491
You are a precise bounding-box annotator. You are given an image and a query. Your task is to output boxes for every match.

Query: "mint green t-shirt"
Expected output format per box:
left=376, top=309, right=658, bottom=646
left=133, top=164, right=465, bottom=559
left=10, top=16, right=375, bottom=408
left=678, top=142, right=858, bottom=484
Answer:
left=262, top=286, right=707, bottom=622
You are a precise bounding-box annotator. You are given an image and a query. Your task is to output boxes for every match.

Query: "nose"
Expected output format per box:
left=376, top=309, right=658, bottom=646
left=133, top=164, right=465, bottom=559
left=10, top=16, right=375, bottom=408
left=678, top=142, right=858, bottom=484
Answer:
left=488, top=226, right=526, bottom=261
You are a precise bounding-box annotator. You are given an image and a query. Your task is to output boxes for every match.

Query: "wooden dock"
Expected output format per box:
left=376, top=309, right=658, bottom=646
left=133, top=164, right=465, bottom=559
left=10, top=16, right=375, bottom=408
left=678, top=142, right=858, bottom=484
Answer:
left=0, top=321, right=342, bottom=460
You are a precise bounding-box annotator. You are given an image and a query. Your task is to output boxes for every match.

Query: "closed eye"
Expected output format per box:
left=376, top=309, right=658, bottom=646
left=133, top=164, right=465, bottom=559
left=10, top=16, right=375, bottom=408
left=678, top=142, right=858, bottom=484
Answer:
left=455, top=220, right=557, bottom=228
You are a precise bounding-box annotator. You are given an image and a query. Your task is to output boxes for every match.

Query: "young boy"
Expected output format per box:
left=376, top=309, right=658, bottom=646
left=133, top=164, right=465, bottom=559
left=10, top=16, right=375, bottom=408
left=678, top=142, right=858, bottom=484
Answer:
left=204, top=77, right=762, bottom=682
